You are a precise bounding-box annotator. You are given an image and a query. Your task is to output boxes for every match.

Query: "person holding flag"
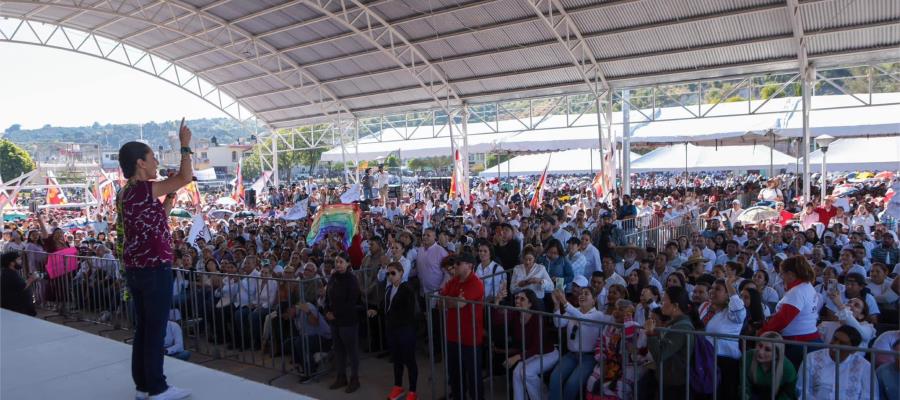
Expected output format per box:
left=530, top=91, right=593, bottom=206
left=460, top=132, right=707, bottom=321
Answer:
left=116, top=118, right=194, bottom=400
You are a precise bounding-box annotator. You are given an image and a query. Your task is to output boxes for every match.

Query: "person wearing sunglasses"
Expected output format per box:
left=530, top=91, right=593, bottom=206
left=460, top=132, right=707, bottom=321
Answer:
left=377, top=261, right=418, bottom=400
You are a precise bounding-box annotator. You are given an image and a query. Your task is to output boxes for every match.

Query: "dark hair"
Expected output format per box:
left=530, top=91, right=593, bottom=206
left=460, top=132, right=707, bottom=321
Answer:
left=1, top=251, right=19, bottom=269
left=743, top=287, right=766, bottom=324
left=644, top=285, right=661, bottom=302
left=544, top=239, right=564, bottom=256
left=781, top=255, right=815, bottom=283
left=834, top=324, right=863, bottom=347
left=517, top=289, right=542, bottom=312
left=664, top=286, right=703, bottom=329
left=118, top=141, right=153, bottom=179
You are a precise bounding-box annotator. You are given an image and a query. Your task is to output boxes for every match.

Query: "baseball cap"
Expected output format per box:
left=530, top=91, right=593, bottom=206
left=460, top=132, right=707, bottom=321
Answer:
left=572, top=275, right=589, bottom=288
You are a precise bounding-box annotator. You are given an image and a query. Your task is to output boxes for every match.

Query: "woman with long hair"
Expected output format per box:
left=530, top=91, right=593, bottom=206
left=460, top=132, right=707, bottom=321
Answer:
left=742, top=332, right=798, bottom=400
left=625, top=268, right=649, bottom=304
left=493, top=288, right=558, bottom=400
left=741, top=287, right=767, bottom=337
left=116, top=123, right=193, bottom=400
left=759, top=256, right=822, bottom=367
left=324, top=253, right=362, bottom=393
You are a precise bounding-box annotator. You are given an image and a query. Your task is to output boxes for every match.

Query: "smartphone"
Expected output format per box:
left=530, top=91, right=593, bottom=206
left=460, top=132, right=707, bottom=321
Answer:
left=827, top=279, right=839, bottom=295
left=554, top=277, right=565, bottom=291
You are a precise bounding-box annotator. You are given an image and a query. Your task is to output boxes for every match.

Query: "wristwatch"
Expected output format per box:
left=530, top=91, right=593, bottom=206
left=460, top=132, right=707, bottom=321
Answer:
left=180, top=146, right=193, bottom=155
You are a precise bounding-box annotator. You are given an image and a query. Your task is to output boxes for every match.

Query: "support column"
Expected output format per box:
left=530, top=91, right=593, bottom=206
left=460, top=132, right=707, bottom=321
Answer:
left=271, top=131, right=279, bottom=188
left=461, top=103, right=470, bottom=202
left=353, top=118, right=360, bottom=183
left=801, top=64, right=814, bottom=202
left=622, top=89, right=631, bottom=195
left=595, top=95, right=605, bottom=185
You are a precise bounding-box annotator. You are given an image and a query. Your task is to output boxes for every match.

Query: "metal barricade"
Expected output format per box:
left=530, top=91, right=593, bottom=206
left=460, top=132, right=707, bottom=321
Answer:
left=424, top=289, right=899, bottom=400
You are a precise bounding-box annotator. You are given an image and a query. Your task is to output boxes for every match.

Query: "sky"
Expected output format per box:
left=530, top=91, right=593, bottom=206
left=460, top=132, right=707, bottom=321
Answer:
left=0, top=43, right=230, bottom=131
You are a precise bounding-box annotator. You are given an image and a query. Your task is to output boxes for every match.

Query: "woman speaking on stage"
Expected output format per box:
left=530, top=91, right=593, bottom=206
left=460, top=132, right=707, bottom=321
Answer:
left=117, top=119, right=193, bottom=400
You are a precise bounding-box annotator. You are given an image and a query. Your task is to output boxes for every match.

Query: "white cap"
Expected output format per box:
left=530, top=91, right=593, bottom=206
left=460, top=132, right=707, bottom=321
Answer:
left=572, top=275, right=590, bottom=288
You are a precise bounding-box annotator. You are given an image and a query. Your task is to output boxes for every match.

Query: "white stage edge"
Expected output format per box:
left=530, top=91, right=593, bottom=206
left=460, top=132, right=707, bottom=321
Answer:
left=0, top=309, right=312, bottom=400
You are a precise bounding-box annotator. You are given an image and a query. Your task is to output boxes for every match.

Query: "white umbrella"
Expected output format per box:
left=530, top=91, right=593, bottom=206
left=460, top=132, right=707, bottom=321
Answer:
left=737, top=206, right=780, bottom=224
left=208, top=209, right=234, bottom=219
left=215, top=197, right=238, bottom=206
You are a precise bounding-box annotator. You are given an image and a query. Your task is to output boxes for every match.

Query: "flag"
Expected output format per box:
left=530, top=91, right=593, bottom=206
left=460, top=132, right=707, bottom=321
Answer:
left=591, top=170, right=604, bottom=198
left=232, top=157, right=244, bottom=204
left=340, top=184, right=361, bottom=203
left=187, top=214, right=211, bottom=250
left=449, top=149, right=469, bottom=204
left=0, top=191, right=13, bottom=210
left=306, top=203, right=360, bottom=249
left=250, top=171, right=272, bottom=193
left=282, top=198, right=309, bottom=220
left=46, top=170, right=68, bottom=205
left=94, top=170, right=115, bottom=205
left=177, top=181, right=203, bottom=208
left=529, top=155, right=551, bottom=209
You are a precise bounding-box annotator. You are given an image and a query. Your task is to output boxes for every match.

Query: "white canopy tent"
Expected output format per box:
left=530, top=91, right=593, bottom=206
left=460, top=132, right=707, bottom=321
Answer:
left=479, top=149, right=641, bottom=177
left=807, top=136, right=900, bottom=172
left=321, top=94, right=900, bottom=161
left=630, top=144, right=797, bottom=172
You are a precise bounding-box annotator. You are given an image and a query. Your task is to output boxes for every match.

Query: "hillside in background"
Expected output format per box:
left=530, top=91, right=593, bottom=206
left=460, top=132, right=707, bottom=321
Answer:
left=2, top=118, right=256, bottom=150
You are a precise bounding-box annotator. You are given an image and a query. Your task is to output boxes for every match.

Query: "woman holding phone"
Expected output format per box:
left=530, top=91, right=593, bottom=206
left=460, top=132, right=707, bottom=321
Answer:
left=117, top=118, right=193, bottom=400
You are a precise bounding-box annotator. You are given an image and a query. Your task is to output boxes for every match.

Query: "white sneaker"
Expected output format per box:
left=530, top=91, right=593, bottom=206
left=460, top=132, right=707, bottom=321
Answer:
left=149, top=386, right=191, bottom=400
left=136, top=391, right=149, bottom=400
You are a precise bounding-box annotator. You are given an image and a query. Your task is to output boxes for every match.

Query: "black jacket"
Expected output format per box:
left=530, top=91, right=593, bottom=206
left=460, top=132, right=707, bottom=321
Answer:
left=325, top=270, right=361, bottom=327
left=383, top=282, right=416, bottom=330
left=1, top=267, right=36, bottom=316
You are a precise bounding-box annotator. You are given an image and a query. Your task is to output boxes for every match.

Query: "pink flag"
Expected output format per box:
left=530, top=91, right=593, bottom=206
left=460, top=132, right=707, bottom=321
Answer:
left=45, top=247, right=78, bottom=279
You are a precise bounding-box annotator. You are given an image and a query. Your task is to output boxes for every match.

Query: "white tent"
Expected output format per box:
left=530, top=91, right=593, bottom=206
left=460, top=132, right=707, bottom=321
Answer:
left=321, top=93, right=900, bottom=161
left=630, top=144, right=797, bottom=172
left=807, top=136, right=900, bottom=172
left=480, top=148, right=641, bottom=177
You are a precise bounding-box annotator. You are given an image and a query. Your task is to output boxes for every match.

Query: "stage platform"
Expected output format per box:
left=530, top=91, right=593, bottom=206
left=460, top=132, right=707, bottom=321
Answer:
left=0, top=309, right=311, bottom=400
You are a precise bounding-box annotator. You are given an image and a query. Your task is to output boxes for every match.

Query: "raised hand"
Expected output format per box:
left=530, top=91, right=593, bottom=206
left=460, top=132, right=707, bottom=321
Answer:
left=178, top=118, right=192, bottom=146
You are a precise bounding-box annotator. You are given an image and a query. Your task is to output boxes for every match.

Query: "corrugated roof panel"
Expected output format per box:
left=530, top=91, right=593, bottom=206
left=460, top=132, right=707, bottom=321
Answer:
left=807, top=25, right=900, bottom=55
left=802, top=0, right=900, bottom=31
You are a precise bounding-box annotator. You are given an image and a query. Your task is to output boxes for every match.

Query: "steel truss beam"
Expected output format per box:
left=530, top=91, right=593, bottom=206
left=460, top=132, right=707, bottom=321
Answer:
left=525, top=0, right=608, bottom=97
left=0, top=0, right=355, bottom=121
left=298, top=0, right=462, bottom=114
left=223, top=0, right=799, bottom=91
left=0, top=17, right=257, bottom=129
left=244, top=18, right=893, bottom=116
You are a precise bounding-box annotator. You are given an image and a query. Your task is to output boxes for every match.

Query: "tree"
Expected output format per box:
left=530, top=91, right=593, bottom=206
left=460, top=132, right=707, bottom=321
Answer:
left=485, top=153, right=514, bottom=169
left=0, top=139, right=36, bottom=182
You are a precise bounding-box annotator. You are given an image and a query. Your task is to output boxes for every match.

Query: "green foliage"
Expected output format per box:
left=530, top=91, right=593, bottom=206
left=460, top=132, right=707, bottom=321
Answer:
left=485, top=153, right=514, bottom=169
left=0, top=139, right=36, bottom=182
left=3, top=118, right=257, bottom=150
left=239, top=127, right=328, bottom=182
left=385, top=154, right=400, bottom=167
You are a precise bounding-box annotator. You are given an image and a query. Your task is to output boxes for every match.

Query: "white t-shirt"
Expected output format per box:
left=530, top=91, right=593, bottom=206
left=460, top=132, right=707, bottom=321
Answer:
left=776, top=282, right=819, bottom=337
left=759, top=187, right=782, bottom=201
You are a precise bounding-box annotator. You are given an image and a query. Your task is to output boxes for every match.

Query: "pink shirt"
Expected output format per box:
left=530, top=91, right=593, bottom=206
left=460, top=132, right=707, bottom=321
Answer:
left=120, top=181, right=173, bottom=268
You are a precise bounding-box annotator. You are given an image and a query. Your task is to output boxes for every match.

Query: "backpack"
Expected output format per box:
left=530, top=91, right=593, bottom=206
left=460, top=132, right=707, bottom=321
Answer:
left=689, top=334, right=719, bottom=395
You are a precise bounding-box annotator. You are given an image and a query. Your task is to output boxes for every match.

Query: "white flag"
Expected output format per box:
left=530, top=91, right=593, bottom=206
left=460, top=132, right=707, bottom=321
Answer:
left=187, top=214, right=211, bottom=249
left=282, top=198, right=309, bottom=221
left=340, top=184, right=361, bottom=203
left=884, top=183, right=900, bottom=221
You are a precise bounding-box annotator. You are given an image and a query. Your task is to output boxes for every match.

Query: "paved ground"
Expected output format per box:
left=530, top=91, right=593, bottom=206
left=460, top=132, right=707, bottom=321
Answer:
left=26, top=309, right=465, bottom=400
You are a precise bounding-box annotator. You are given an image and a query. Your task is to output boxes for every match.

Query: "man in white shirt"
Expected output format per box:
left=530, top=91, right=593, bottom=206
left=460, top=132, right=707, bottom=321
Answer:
left=691, top=235, right=717, bottom=272
left=721, top=200, right=743, bottom=228
left=384, top=201, right=402, bottom=221
left=376, top=165, right=391, bottom=201
left=578, top=231, right=601, bottom=278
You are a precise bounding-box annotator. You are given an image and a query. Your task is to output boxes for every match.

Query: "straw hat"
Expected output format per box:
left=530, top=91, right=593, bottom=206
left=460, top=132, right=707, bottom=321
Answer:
left=681, top=254, right=709, bottom=269
left=614, top=245, right=646, bottom=260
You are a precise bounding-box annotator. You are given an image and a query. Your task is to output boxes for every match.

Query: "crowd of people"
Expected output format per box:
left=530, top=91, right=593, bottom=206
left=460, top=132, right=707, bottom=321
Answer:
left=2, top=168, right=899, bottom=400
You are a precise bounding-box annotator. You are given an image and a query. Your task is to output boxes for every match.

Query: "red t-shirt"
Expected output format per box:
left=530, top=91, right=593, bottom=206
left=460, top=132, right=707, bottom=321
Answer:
left=441, top=273, right=485, bottom=346
left=814, top=206, right=836, bottom=227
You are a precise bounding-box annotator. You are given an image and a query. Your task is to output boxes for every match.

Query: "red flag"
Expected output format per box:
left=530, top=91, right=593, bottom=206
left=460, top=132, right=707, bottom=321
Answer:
left=232, top=159, right=244, bottom=204
left=529, top=156, right=551, bottom=209
left=592, top=170, right=604, bottom=197
left=46, top=170, right=67, bottom=205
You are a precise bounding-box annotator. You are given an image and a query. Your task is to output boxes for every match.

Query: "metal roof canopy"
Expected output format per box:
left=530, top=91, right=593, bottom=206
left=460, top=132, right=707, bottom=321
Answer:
left=1, top=0, right=898, bottom=131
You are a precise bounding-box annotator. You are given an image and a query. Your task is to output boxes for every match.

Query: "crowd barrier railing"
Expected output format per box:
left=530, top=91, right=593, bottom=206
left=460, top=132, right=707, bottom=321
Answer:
left=624, top=213, right=704, bottom=252
left=15, top=249, right=388, bottom=382
left=424, top=289, right=899, bottom=400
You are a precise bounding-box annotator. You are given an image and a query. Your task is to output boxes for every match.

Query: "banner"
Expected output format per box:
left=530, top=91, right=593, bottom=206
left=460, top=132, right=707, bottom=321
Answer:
left=282, top=198, right=309, bottom=220
left=195, top=168, right=217, bottom=181
left=94, top=170, right=115, bottom=205
left=340, top=184, right=361, bottom=203
left=46, top=247, right=78, bottom=279
left=449, top=149, right=470, bottom=204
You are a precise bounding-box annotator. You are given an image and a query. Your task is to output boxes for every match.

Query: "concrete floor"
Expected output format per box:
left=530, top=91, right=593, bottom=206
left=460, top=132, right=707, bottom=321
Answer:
left=10, top=309, right=468, bottom=400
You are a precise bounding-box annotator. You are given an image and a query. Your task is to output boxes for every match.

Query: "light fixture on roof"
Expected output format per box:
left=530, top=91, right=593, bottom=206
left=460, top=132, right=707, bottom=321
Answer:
left=814, top=134, right=836, bottom=205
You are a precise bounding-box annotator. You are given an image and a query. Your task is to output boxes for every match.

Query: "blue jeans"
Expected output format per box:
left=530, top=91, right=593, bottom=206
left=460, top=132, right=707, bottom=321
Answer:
left=167, top=350, right=191, bottom=361
left=548, top=352, right=595, bottom=400
left=125, top=264, right=173, bottom=396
